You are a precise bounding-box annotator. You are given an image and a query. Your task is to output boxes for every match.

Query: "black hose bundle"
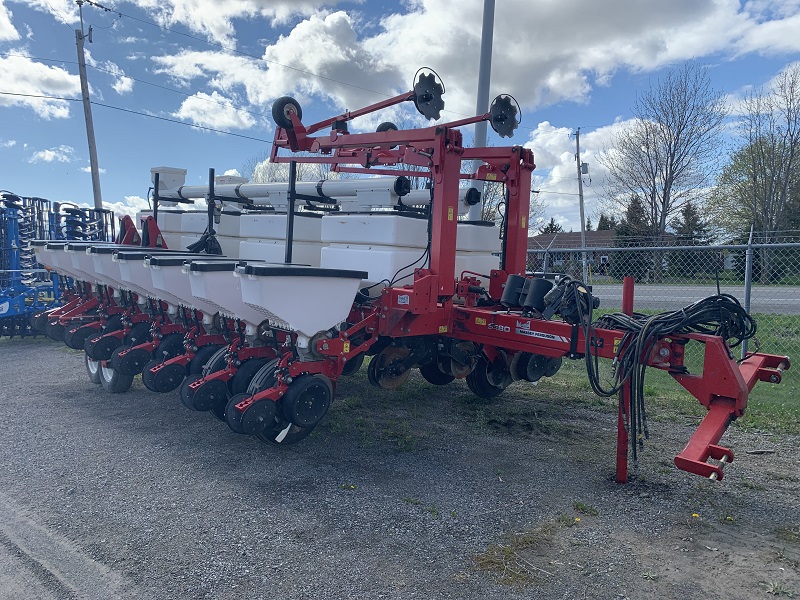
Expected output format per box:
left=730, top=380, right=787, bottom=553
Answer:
left=577, top=292, right=757, bottom=464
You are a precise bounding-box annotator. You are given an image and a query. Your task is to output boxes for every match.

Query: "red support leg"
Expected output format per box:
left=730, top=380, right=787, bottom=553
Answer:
left=616, top=276, right=635, bottom=484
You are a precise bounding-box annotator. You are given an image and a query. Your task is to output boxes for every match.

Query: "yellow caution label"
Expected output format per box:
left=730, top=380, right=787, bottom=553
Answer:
left=343, top=341, right=350, bottom=353
left=439, top=325, right=448, bottom=333
left=613, top=338, right=621, bottom=353
left=522, top=216, right=527, bottom=229
left=486, top=173, right=497, bottom=181
left=448, top=207, right=454, bottom=221
left=475, top=317, right=487, bottom=326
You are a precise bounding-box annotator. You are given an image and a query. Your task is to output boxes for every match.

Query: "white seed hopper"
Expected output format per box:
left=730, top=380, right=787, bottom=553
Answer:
left=238, top=264, right=367, bottom=340
left=186, top=260, right=267, bottom=335
left=146, top=255, right=229, bottom=324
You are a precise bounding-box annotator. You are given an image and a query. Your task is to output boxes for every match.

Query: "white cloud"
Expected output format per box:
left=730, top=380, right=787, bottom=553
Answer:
left=80, top=165, right=107, bottom=174
left=173, top=90, right=256, bottom=130
left=0, top=0, right=19, bottom=41
left=29, top=144, right=75, bottom=163
left=222, top=169, right=241, bottom=176
left=23, top=0, right=79, bottom=24
left=102, top=195, right=151, bottom=219
left=0, top=54, right=80, bottom=118
left=128, top=0, right=349, bottom=46
left=0, top=138, right=16, bottom=148
left=525, top=120, right=628, bottom=232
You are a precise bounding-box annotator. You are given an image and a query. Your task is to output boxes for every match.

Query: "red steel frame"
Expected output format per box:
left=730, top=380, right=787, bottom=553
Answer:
left=254, top=92, right=790, bottom=482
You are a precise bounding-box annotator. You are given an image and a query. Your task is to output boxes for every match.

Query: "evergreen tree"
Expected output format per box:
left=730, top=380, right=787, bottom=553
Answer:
left=538, top=217, right=564, bottom=234
left=585, top=216, right=593, bottom=231
left=596, top=213, right=618, bottom=230
left=611, top=195, right=651, bottom=281
left=669, top=200, right=714, bottom=277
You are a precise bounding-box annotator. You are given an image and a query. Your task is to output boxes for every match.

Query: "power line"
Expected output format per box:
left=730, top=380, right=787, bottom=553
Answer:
left=0, top=91, right=271, bottom=143
left=0, top=52, right=271, bottom=120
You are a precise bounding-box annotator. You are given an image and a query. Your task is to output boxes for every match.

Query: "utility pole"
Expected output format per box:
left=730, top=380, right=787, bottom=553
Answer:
left=468, top=0, right=495, bottom=221
left=75, top=0, right=103, bottom=209
left=575, top=128, right=588, bottom=282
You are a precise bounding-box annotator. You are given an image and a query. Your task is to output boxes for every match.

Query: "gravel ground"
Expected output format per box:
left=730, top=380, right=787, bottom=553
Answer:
left=0, top=336, right=798, bottom=599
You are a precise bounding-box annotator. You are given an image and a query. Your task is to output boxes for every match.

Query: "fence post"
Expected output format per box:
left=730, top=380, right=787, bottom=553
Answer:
left=741, top=225, right=754, bottom=360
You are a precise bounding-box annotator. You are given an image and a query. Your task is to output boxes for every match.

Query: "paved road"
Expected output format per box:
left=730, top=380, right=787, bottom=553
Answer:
left=589, top=283, right=800, bottom=314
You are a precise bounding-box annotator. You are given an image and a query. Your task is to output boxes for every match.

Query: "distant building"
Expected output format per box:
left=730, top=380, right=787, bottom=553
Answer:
left=527, top=230, right=617, bottom=274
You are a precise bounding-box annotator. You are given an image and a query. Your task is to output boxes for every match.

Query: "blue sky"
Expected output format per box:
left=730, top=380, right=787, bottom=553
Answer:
left=1, top=0, right=799, bottom=231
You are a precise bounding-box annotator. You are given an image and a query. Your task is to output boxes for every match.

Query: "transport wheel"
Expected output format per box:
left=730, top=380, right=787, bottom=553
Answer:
left=99, top=363, right=134, bottom=394
left=188, top=344, right=222, bottom=375
left=466, top=356, right=510, bottom=400
left=85, top=353, right=101, bottom=384
left=64, top=321, right=100, bottom=350
left=271, top=96, right=302, bottom=129
left=340, top=352, right=364, bottom=376
left=225, top=359, right=279, bottom=434
left=419, top=359, right=455, bottom=386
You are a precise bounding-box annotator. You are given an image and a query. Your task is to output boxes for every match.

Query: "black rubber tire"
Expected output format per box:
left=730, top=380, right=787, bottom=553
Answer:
left=272, top=96, right=302, bottom=129
left=85, top=353, right=101, bottom=384
left=188, top=344, right=222, bottom=375
left=419, top=360, right=455, bottom=386
left=64, top=321, right=101, bottom=350
left=376, top=121, right=398, bottom=133
left=281, top=374, right=332, bottom=428
left=179, top=374, right=203, bottom=410
left=99, top=363, right=134, bottom=394
left=45, top=320, right=65, bottom=341
left=152, top=333, right=186, bottom=363
left=340, top=352, right=365, bottom=376
left=124, top=322, right=151, bottom=347
left=102, top=314, right=124, bottom=333
left=202, top=346, right=229, bottom=377
left=465, top=357, right=507, bottom=400
left=229, top=358, right=270, bottom=396
left=141, top=359, right=160, bottom=392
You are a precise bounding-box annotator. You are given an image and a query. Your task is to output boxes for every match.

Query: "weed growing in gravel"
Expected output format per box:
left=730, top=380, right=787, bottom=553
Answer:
left=573, top=501, right=599, bottom=516
left=762, top=580, right=794, bottom=596
left=776, top=526, right=800, bottom=544
left=773, top=547, right=800, bottom=569
left=473, top=525, right=556, bottom=587
left=737, top=479, right=766, bottom=491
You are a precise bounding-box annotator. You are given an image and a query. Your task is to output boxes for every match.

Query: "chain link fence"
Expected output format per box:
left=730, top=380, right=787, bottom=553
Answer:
left=526, top=241, right=800, bottom=358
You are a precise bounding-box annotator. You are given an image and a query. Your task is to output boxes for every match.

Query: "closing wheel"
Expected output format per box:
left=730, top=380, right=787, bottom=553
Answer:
left=143, top=360, right=186, bottom=393
left=282, top=375, right=332, bottom=428
left=85, top=353, right=101, bottom=384
left=99, top=363, right=134, bottom=394
left=226, top=393, right=278, bottom=437
left=187, top=379, right=229, bottom=412
left=224, top=359, right=279, bottom=433
left=179, top=374, right=203, bottom=410
left=202, top=346, right=229, bottom=377
left=188, top=344, right=223, bottom=375
left=272, top=96, right=302, bottom=129
left=419, top=359, right=455, bottom=386
left=466, top=356, right=511, bottom=400
left=64, top=321, right=101, bottom=350
left=544, top=356, right=563, bottom=378
left=86, top=333, right=125, bottom=361
left=111, top=345, right=152, bottom=376
left=340, top=352, right=364, bottom=376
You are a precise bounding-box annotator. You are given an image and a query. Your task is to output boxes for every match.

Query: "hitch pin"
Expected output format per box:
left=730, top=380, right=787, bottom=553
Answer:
left=708, top=454, right=730, bottom=481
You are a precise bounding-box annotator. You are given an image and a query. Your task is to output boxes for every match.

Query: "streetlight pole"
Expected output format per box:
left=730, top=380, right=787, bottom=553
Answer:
left=75, top=0, right=103, bottom=209
left=468, top=0, right=495, bottom=222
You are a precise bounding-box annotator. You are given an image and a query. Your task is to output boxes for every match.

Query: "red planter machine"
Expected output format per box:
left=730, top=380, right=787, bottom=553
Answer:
left=234, top=71, right=791, bottom=482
